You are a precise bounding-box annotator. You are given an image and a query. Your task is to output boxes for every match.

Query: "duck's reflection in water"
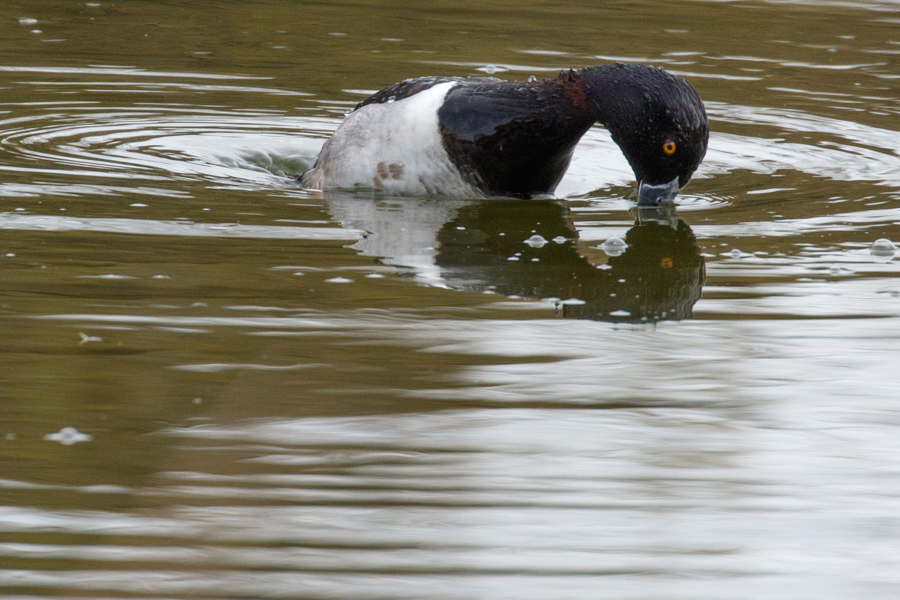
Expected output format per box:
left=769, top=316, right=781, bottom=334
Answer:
left=328, top=196, right=704, bottom=323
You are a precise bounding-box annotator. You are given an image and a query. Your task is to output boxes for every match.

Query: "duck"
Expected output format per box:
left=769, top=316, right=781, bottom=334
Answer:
left=301, top=63, right=709, bottom=205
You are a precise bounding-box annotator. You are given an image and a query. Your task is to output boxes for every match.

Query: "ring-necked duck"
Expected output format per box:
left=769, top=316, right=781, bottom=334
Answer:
left=302, top=63, right=709, bottom=205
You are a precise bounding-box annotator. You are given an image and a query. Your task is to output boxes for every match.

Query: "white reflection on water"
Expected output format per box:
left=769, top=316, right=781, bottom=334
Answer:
left=412, top=318, right=899, bottom=406
left=4, top=399, right=900, bottom=597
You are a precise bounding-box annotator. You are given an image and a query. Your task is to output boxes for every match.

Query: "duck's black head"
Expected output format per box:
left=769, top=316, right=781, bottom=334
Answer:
left=582, top=64, right=709, bottom=205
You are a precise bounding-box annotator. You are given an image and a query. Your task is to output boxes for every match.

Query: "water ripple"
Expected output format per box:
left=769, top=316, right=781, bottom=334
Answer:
left=0, top=212, right=362, bottom=239
left=0, top=108, right=323, bottom=191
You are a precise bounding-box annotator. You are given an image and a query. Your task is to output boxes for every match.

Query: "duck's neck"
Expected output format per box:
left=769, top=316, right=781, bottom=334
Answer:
left=578, top=64, right=648, bottom=132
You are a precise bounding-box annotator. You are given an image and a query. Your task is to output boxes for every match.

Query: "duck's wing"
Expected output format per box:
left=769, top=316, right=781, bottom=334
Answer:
left=437, top=74, right=597, bottom=197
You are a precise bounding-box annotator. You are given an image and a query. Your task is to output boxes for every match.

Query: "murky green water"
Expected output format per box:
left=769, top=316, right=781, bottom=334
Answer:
left=2, top=0, right=900, bottom=598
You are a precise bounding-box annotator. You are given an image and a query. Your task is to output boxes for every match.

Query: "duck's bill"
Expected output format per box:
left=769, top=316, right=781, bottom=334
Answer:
left=637, top=177, right=681, bottom=206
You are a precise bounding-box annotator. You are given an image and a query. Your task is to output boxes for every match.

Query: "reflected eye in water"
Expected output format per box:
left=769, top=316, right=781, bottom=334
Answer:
left=328, top=196, right=705, bottom=323
left=575, top=207, right=705, bottom=322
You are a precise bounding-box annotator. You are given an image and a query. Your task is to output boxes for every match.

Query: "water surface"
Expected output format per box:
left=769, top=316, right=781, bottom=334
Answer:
left=2, top=1, right=900, bottom=598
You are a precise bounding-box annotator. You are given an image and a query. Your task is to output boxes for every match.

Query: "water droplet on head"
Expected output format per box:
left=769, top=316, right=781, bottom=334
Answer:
left=387, top=96, right=396, bottom=103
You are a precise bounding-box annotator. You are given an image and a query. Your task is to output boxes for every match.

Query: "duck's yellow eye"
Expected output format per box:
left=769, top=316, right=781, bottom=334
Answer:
left=663, top=140, right=677, bottom=155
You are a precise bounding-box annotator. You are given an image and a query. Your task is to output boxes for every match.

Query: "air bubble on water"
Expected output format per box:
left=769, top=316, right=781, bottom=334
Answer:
left=552, top=236, right=567, bottom=244
left=729, top=248, right=744, bottom=258
left=365, top=273, right=385, bottom=278
left=479, top=64, right=508, bottom=74
left=76, top=273, right=136, bottom=280
left=560, top=298, right=586, bottom=306
left=44, top=427, right=92, bottom=446
left=599, top=237, right=627, bottom=256
left=18, top=17, right=38, bottom=25
left=387, top=96, right=396, bottom=103
left=325, top=277, right=353, bottom=283
left=524, top=234, right=548, bottom=248
left=527, top=75, right=537, bottom=83
left=507, top=256, right=520, bottom=262
left=870, top=238, right=896, bottom=261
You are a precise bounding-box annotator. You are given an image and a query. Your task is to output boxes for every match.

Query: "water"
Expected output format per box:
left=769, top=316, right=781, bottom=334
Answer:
left=2, top=0, right=900, bottom=598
